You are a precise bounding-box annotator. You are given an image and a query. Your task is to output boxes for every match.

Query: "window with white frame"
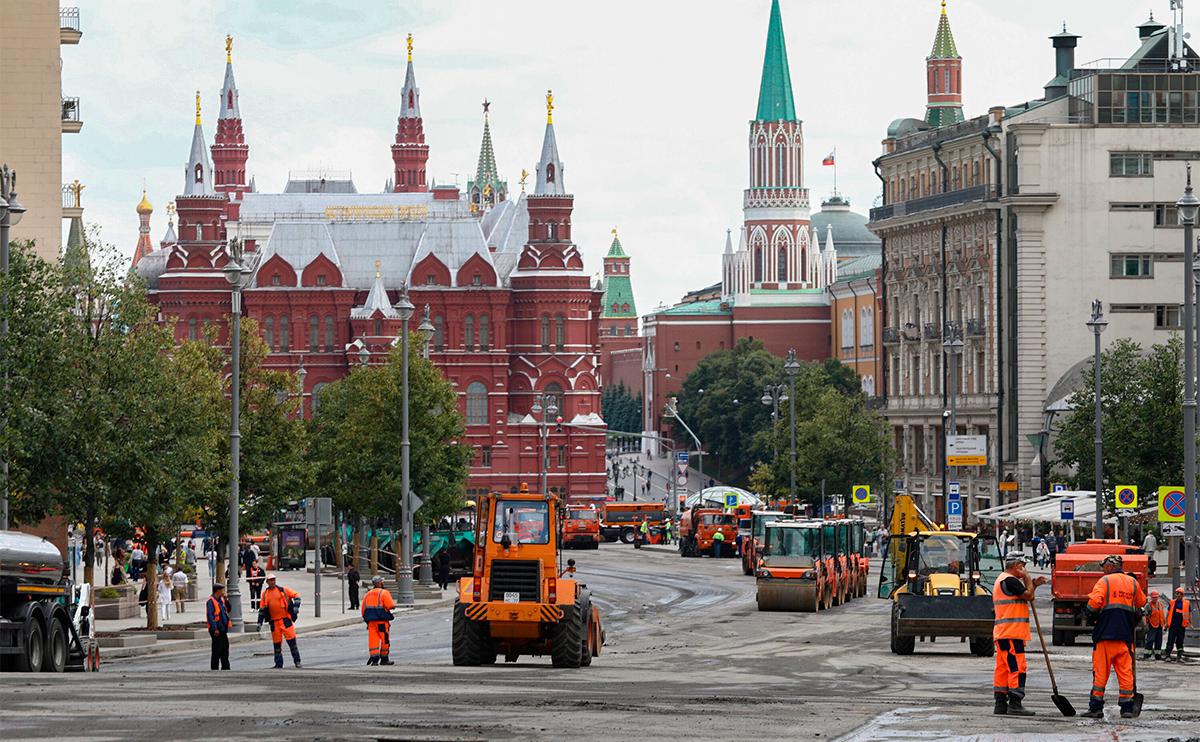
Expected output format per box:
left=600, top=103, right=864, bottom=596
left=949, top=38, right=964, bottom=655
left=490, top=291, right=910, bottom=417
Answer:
left=840, top=308, right=854, bottom=349
left=860, top=306, right=874, bottom=347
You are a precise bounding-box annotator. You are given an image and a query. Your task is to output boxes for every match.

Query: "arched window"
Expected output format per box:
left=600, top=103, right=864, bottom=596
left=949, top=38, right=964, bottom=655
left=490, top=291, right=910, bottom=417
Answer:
left=860, top=307, right=874, bottom=347
left=280, top=315, right=290, bottom=351
left=775, top=140, right=787, bottom=186
left=554, top=314, right=565, bottom=351
left=433, top=315, right=444, bottom=351
left=465, top=381, right=488, bottom=425
left=464, top=314, right=475, bottom=350
left=311, top=382, right=329, bottom=414
left=778, top=246, right=788, bottom=283
left=840, top=309, right=854, bottom=349
left=544, top=382, right=563, bottom=414
left=540, top=315, right=551, bottom=351
left=309, top=314, right=319, bottom=352
left=753, top=247, right=763, bottom=282
left=546, top=163, right=556, bottom=183
left=479, top=314, right=490, bottom=350
left=324, top=315, right=335, bottom=352
left=227, top=90, right=233, bottom=110
left=264, top=315, right=274, bottom=349
left=547, top=222, right=556, bottom=240
left=408, top=90, right=415, bottom=109
left=373, top=318, right=383, bottom=336
left=194, top=163, right=203, bottom=184
left=187, top=317, right=198, bottom=340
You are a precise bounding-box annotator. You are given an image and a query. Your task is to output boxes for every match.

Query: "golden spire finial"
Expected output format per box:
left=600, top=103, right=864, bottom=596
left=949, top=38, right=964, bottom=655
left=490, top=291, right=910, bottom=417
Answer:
left=166, top=201, right=176, bottom=224
left=941, top=0, right=946, bottom=14
left=136, top=188, right=153, bottom=215
left=611, top=227, right=618, bottom=239
left=68, top=179, right=85, bottom=208
left=374, top=259, right=382, bottom=278
left=520, top=169, right=529, bottom=192
left=546, top=89, right=554, bottom=124
left=195, top=90, right=201, bottom=125
left=226, top=34, right=232, bottom=63
left=407, top=33, right=413, bottom=62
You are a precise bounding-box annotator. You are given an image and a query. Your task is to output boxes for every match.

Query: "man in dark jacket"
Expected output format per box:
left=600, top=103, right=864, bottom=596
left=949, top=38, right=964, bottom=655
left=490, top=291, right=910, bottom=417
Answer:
left=346, top=565, right=361, bottom=610
left=206, top=584, right=232, bottom=670
left=1082, top=555, right=1147, bottom=718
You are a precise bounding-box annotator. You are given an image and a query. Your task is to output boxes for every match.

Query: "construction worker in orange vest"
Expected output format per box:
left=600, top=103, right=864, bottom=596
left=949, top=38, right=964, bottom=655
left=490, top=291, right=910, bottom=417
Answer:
left=257, top=574, right=302, bottom=669
left=1142, top=589, right=1166, bottom=661
left=1082, top=554, right=1147, bottom=719
left=991, top=552, right=1048, bottom=716
left=362, top=575, right=397, bottom=666
left=1164, top=585, right=1191, bottom=662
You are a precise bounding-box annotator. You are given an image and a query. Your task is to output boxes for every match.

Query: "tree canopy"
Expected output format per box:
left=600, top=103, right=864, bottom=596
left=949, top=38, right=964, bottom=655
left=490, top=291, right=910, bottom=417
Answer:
left=601, top=381, right=642, bottom=434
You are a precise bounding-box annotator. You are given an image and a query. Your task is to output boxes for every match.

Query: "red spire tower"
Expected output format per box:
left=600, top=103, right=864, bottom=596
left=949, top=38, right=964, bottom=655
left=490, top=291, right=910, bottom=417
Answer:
left=926, top=0, right=964, bottom=128
left=392, top=33, right=429, bottom=193
left=211, top=34, right=250, bottom=223
left=131, top=190, right=155, bottom=268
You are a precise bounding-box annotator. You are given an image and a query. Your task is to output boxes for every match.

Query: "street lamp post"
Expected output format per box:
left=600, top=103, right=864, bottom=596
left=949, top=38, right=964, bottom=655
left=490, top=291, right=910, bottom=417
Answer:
left=942, top=324, right=964, bottom=520
left=0, top=165, right=26, bottom=532
left=222, top=240, right=254, bottom=632
left=784, top=349, right=801, bottom=505
left=1086, top=299, right=1109, bottom=538
left=664, top=397, right=703, bottom=503
left=761, top=384, right=787, bottom=456
left=416, top=305, right=435, bottom=586
left=393, top=285, right=415, bottom=606
left=1178, top=167, right=1200, bottom=594
left=531, top=394, right=559, bottom=496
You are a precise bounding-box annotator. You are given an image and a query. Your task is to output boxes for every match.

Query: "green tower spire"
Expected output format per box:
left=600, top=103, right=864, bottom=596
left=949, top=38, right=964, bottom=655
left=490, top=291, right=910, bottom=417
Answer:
left=929, top=0, right=959, bottom=59
left=755, top=0, right=796, bottom=122
left=467, top=99, right=507, bottom=211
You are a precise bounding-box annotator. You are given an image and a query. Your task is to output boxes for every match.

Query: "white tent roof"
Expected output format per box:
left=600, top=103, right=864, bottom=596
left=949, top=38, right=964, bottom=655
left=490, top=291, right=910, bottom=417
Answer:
left=973, top=491, right=1156, bottom=525
left=683, top=486, right=762, bottom=511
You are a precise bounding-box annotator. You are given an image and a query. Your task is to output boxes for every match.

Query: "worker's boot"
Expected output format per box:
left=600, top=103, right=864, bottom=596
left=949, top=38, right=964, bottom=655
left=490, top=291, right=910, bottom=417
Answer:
left=1119, top=702, right=1137, bottom=719
left=1082, top=704, right=1104, bottom=719
left=1141, top=651, right=1151, bottom=660
left=366, top=657, right=378, bottom=666
left=1006, top=697, right=1035, bottom=716
left=992, top=693, right=1008, bottom=715
left=379, top=655, right=394, bottom=666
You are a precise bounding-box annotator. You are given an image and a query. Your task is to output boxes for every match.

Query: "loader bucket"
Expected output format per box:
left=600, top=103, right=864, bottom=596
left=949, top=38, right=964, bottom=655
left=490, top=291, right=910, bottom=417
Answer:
left=894, top=594, right=994, bottom=637
left=756, top=579, right=819, bottom=612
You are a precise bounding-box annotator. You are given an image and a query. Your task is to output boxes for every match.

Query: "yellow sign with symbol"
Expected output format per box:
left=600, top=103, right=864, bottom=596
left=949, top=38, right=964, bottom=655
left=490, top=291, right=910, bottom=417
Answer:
left=1115, top=484, right=1138, bottom=510
left=851, top=485, right=872, bottom=504
left=1158, top=486, right=1185, bottom=523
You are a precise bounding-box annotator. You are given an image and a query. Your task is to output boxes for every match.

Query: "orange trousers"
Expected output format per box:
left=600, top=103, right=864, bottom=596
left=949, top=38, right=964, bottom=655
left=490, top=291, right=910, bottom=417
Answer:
left=269, top=617, right=297, bottom=645
left=368, top=621, right=391, bottom=658
left=1091, top=639, right=1134, bottom=708
left=993, top=638, right=1028, bottom=700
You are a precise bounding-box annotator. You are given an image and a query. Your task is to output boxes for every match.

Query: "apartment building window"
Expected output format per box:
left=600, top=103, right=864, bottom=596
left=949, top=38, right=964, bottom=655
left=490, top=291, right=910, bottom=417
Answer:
left=480, top=446, right=492, bottom=468
left=1110, top=254, right=1153, bottom=278
left=1110, top=152, right=1153, bottom=177
left=1154, top=203, right=1180, bottom=227
left=1155, top=304, right=1182, bottom=329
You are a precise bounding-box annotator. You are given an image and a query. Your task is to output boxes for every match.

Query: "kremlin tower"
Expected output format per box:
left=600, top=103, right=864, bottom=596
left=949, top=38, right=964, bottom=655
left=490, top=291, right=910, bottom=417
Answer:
left=468, top=100, right=507, bottom=213
left=926, top=0, right=964, bottom=128
left=211, top=35, right=251, bottom=219
left=392, top=34, right=429, bottom=193
left=131, top=190, right=154, bottom=267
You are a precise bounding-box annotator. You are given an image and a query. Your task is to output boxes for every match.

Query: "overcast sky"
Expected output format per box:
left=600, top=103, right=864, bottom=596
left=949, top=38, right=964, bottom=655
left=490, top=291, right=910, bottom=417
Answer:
left=65, top=0, right=1166, bottom=311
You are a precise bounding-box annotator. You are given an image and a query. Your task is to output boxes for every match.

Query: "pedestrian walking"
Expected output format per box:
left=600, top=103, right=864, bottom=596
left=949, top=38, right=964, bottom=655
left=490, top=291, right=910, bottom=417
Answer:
left=711, top=530, right=725, bottom=559
left=246, top=561, right=265, bottom=610
left=258, top=574, right=302, bottom=668
left=1082, top=554, right=1146, bottom=718
left=241, top=542, right=255, bottom=577
left=347, top=565, right=361, bottom=609
left=362, top=576, right=397, bottom=666
left=131, top=545, right=146, bottom=580
left=876, top=526, right=889, bottom=559
left=171, top=566, right=189, bottom=613
left=1142, top=530, right=1158, bottom=577
left=1047, top=533, right=1058, bottom=568
left=434, top=550, right=451, bottom=591
left=1036, top=539, right=1050, bottom=570
left=1164, top=586, right=1191, bottom=662
left=186, top=541, right=197, bottom=570
left=206, top=544, right=217, bottom=581
left=990, top=552, right=1048, bottom=716
left=1143, top=590, right=1166, bottom=661
left=206, top=583, right=231, bottom=670
left=157, top=570, right=173, bottom=622
left=999, top=528, right=1010, bottom=559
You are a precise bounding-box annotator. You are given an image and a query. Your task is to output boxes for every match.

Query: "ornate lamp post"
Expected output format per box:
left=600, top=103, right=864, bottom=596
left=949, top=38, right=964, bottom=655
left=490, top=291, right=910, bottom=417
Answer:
left=393, top=284, right=415, bottom=606
left=416, top=304, right=435, bottom=586
left=531, top=394, right=559, bottom=495
left=1086, top=299, right=1108, bottom=537
left=0, top=165, right=25, bottom=531
left=221, top=240, right=255, bottom=631
left=1178, top=166, right=1200, bottom=593
left=942, top=323, right=964, bottom=518
left=784, top=349, right=801, bottom=504
left=761, top=384, right=787, bottom=456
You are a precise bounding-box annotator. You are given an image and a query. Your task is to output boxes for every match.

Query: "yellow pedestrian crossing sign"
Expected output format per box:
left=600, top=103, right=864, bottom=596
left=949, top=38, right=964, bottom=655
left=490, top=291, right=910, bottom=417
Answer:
left=1115, top=485, right=1138, bottom=509
left=851, top=485, right=872, bottom=504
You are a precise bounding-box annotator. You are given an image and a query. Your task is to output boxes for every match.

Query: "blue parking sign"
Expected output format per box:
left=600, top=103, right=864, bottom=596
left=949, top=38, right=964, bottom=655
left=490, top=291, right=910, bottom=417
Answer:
left=947, top=500, right=963, bottom=516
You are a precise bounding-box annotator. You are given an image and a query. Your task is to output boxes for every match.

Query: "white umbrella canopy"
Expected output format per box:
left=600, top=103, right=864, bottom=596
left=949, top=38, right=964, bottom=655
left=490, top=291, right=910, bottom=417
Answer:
left=682, top=487, right=763, bottom=511
left=973, top=491, right=1155, bottom=525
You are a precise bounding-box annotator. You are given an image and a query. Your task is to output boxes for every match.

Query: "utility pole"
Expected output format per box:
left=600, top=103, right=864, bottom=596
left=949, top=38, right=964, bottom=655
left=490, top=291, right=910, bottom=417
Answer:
left=1177, top=167, right=1199, bottom=596
left=1086, top=300, right=1108, bottom=538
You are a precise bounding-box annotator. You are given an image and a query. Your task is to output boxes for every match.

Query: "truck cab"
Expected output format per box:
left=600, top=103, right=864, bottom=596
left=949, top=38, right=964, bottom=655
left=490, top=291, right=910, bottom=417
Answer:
left=562, top=507, right=601, bottom=550
left=678, top=508, right=737, bottom=558
left=741, top=510, right=787, bottom=575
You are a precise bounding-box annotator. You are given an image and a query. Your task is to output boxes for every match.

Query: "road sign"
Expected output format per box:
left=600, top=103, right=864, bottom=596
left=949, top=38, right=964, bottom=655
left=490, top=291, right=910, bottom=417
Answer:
left=947, top=499, right=963, bottom=516
left=998, top=481, right=1019, bottom=492
left=948, top=481, right=960, bottom=498
left=724, top=493, right=739, bottom=508
left=1060, top=498, right=1075, bottom=521
left=1162, top=521, right=1185, bottom=537
left=1158, top=486, right=1186, bottom=522
left=851, top=485, right=872, bottom=504
left=406, top=490, right=424, bottom=514
left=1052, top=483, right=1067, bottom=493
left=676, top=460, right=688, bottom=475
left=676, top=451, right=689, bottom=464
left=947, top=515, right=963, bottom=530
left=1115, top=485, right=1138, bottom=509
left=946, top=435, right=987, bottom=466
left=676, top=474, right=687, bottom=486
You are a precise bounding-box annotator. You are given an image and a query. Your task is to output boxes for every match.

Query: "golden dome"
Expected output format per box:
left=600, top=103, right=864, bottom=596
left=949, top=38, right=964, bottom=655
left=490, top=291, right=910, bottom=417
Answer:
left=136, top=190, right=153, bottom=215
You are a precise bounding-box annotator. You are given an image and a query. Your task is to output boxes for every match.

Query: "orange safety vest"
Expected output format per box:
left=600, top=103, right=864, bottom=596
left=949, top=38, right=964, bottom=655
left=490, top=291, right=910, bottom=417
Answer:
left=1087, top=572, right=1142, bottom=614
left=992, top=572, right=1031, bottom=641
left=261, top=585, right=299, bottom=622
left=1146, top=600, right=1166, bottom=629
left=1167, top=597, right=1192, bottom=629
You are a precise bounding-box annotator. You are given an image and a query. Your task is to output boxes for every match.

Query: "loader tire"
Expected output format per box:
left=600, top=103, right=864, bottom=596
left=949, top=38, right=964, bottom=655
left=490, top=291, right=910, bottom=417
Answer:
left=550, top=604, right=583, bottom=668
left=969, top=637, right=994, bottom=657
left=890, top=603, right=915, bottom=655
left=452, top=602, right=489, bottom=666
left=578, top=590, right=593, bottom=667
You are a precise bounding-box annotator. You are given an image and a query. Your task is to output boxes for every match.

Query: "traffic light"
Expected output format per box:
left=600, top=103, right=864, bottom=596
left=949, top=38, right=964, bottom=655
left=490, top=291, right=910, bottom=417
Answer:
left=555, top=415, right=563, bottom=433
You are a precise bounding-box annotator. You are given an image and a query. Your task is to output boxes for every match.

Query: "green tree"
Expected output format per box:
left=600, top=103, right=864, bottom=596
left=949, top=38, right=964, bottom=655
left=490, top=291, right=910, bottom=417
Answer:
left=602, top=382, right=641, bottom=434
left=1052, top=336, right=1183, bottom=513
left=309, top=338, right=471, bottom=530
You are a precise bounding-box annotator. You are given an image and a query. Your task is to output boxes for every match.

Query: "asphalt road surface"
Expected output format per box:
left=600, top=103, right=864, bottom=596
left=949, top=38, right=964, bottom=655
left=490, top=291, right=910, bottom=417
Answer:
left=2, top=546, right=1198, bottom=741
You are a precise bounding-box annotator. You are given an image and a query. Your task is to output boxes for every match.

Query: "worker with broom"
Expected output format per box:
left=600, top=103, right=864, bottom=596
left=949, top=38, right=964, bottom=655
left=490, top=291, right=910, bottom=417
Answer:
left=1082, top=554, right=1147, bottom=719
left=992, top=552, right=1049, bottom=716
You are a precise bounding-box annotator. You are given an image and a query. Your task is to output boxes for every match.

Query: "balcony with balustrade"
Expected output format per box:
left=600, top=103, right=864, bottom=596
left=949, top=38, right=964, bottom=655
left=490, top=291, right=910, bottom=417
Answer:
left=60, top=8, right=82, bottom=44
left=62, top=97, right=82, bottom=133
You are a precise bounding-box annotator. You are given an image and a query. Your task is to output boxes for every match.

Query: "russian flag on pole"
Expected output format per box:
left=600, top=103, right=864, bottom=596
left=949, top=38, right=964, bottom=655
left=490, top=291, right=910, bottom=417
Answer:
left=822, top=151, right=836, bottom=166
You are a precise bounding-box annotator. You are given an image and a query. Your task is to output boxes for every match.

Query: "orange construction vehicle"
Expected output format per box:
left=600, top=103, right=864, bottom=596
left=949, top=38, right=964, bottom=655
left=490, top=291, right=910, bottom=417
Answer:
left=600, top=502, right=665, bottom=544
left=821, top=520, right=855, bottom=605
left=678, top=507, right=737, bottom=558
left=847, top=519, right=869, bottom=598
left=741, top=510, right=788, bottom=575
left=756, top=521, right=833, bottom=611
left=562, top=506, right=601, bottom=550
left=452, top=485, right=604, bottom=667
left=1051, top=539, right=1150, bottom=646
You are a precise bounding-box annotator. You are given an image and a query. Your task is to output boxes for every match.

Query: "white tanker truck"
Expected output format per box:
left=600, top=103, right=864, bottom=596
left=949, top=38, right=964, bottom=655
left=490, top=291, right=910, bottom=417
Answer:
left=0, top=530, right=97, bottom=672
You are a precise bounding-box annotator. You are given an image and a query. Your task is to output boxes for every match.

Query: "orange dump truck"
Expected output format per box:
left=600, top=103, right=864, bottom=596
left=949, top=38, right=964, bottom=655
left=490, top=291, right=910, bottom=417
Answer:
left=1051, top=539, right=1149, bottom=646
left=600, top=502, right=665, bottom=544
left=562, top=507, right=601, bottom=550
left=678, top=508, right=737, bottom=558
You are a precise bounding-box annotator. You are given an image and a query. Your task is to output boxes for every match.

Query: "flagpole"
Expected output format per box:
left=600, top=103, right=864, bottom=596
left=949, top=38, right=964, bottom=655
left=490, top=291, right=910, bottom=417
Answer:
left=833, top=147, right=838, bottom=195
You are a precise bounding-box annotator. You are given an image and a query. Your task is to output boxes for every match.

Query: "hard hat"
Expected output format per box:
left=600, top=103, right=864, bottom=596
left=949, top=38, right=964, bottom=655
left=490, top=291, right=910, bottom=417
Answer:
left=1101, top=554, right=1124, bottom=568
left=265, top=573, right=277, bottom=581
left=1149, top=590, right=1159, bottom=597
left=371, top=575, right=384, bottom=585
left=1003, top=552, right=1028, bottom=567
left=1176, top=586, right=1186, bottom=594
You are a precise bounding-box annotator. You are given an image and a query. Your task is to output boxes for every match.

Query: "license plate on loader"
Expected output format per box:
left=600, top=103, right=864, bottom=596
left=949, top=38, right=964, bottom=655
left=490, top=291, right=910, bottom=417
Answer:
left=504, top=592, right=520, bottom=603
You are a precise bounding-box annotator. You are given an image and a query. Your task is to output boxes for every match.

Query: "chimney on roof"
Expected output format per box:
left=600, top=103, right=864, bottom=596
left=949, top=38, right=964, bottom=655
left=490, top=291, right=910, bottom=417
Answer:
left=1045, top=25, right=1081, bottom=101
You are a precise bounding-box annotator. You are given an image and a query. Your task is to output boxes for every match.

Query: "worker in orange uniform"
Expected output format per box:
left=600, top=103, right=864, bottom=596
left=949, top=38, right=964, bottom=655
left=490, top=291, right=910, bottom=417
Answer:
left=1082, top=554, right=1146, bottom=719
left=361, top=575, right=396, bottom=666
left=257, top=574, right=302, bottom=669
left=1142, top=589, right=1166, bottom=661
left=1164, top=585, right=1191, bottom=662
left=991, top=552, right=1048, bottom=716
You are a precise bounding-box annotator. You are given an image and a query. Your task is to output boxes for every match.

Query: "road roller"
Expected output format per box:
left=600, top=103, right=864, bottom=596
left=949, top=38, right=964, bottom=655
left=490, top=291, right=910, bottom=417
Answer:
left=755, top=521, right=830, bottom=612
